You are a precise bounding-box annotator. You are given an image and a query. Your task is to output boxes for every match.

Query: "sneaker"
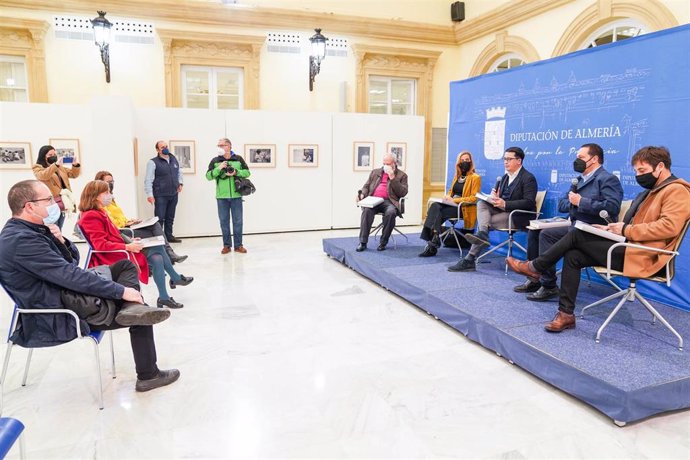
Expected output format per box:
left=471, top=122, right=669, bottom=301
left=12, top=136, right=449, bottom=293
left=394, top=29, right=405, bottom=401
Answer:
left=157, top=297, right=184, bottom=309
left=115, top=303, right=171, bottom=326
left=169, top=275, right=194, bottom=289
left=135, top=369, right=180, bottom=392
left=447, top=258, right=476, bottom=272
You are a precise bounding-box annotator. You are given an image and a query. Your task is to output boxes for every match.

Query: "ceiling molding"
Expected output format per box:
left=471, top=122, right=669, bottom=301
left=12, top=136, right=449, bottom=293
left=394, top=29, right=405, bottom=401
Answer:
left=453, top=0, right=575, bottom=45
left=0, top=0, right=457, bottom=45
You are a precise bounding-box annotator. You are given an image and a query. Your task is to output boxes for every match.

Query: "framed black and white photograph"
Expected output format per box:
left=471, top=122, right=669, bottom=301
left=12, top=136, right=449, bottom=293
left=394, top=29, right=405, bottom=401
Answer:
left=353, top=141, right=374, bottom=171
left=169, top=140, right=196, bottom=174
left=0, top=142, right=32, bottom=169
left=386, top=142, right=407, bottom=170
left=48, top=138, right=80, bottom=166
left=288, top=144, right=318, bottom=168
left=245, top=144, right=276, bottom=168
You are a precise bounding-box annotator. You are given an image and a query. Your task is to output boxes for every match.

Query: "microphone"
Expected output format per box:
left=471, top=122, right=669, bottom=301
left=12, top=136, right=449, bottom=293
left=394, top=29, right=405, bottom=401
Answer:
left=494, top=175, right=502, bottom=194
left=599, top=210, right=613, bottom=224
left=570, top=178, right=578, bottom=193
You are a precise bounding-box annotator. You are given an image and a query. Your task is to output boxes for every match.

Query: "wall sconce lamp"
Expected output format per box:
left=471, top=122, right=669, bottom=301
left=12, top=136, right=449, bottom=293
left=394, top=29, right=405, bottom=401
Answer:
left=91, top=11, right=113, bottom=83
left=308, top=28, right=327, bottom=91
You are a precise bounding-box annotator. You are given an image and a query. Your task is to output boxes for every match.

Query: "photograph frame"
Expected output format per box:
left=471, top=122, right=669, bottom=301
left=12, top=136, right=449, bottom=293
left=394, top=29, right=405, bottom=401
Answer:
left=0, top=142, right=32, bottom=170
left=169, top=140, right=196, bottom=174
left=48, top=138, right=80, bottom=166
left=288, top=144, right=319, bottom=168
left=353, top=141, right=374, bottom=172
left=245, top=144, right=276, bottom=168
left=386, top=142, right=407, bottom=170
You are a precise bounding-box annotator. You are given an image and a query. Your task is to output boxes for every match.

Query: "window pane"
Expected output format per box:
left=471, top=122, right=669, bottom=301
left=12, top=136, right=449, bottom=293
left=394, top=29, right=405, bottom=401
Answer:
left=185, top=71, right=209, bottom=95
left=216, top=72, right=239, bottom=96
left=186, top=94, right=209, bottom=109
left=0, top=88, right=27, bottom=102
left=391, top=80, right=413, bottom=115
left=217, top=95, right=239, bottom=110
left=368, top=80, right=388, bottom=113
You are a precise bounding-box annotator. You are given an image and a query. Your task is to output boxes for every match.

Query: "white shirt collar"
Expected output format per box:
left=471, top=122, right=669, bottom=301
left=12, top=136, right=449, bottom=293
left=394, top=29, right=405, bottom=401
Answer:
left=581, top=164, right=601, bottom=182
left=506, top=166, right=522, bottom=184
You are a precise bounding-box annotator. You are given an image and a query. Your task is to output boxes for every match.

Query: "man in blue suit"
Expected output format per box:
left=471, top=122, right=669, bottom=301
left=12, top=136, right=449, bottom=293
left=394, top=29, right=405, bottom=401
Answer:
left=449, top=146, right=538, bottom=272
left=514, top=143, right=624, bottom=300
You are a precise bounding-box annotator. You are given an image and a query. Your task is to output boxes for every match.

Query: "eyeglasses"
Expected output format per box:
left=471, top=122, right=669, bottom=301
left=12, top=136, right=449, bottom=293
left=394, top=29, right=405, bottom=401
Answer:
left=27, top=196, right=55, bottom=205
left=503, top=156, right=518, bottom=161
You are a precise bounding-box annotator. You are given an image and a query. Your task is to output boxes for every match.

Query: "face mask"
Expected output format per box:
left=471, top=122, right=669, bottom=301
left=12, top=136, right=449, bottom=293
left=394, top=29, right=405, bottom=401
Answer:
left=635, top=170, right=659, bottom=189
left=101, top=194, right=113, bottom=207
left=383, top=164, right=393, bottom=174
left=107, top=182, right=114, bottom=193
left=46, top=156, right=58, bottom=165
left=459, top=162, right=471, bottom=173
left=161, top=147, right=170, bottom=155
left=216, top=147, right=225, bottom=156
left=42, top=203, right=62, bottom=225
left=573, top=158, right=590, bottom=174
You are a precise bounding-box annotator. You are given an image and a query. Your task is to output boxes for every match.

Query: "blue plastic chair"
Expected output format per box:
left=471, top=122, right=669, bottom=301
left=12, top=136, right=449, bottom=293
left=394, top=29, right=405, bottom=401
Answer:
left=78, top=223, right=137, bottom=271
left=0, top=285, right=116, bottom=410
left=0, top=416, right=24, bottom=459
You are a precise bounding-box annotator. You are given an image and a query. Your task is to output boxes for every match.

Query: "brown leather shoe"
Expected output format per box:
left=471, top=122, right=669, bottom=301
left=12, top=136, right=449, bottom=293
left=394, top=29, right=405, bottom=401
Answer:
left=221, top=246, right=231, bottom=254
left=506, top=257, right=541, bottom=282
left=544, top=311, right=576, bottom=332
left=234, top=246, right=247, bottom=253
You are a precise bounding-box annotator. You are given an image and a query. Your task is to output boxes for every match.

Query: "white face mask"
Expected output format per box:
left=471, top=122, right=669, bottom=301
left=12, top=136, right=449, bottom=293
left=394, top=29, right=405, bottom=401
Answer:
left=101, top=194, right=113, bottom=207
left=217, top=147, right=225, bottom=156
left=41, top=203, right=62, bottom=225
left=383, top=164, right=393, bottom=174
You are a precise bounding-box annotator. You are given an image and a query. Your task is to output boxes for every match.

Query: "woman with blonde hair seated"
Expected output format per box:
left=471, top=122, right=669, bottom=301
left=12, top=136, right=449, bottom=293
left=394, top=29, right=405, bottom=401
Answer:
left=419, top=151, right=481, bottom=257
left=78, top=180, right=193, bottom=309
left=94, top=171, right=186, bottom=264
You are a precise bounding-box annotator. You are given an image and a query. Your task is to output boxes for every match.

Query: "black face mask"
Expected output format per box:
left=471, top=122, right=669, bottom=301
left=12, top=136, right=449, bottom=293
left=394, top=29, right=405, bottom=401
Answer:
left=46, top=156, right=58, bottom=165
left=635, top=171, right=659, bottom=189
left=573, top=157, right=590, bottom=174
left=108, top=181, right=114, bottom=193
left=459, top=162, right=471, bottom=173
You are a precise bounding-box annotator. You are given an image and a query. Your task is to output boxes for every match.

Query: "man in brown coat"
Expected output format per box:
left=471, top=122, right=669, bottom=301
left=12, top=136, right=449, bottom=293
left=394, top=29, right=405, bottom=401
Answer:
left=507, top=146, right=690, bottom=332
left=356, top=153, right=408, bottom=251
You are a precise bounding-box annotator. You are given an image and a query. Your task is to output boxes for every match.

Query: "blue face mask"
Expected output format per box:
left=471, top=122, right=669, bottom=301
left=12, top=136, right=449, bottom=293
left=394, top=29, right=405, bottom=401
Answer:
left=42, top=203, right=62, bottom=225
left=162, top=147, right=170, bottom=155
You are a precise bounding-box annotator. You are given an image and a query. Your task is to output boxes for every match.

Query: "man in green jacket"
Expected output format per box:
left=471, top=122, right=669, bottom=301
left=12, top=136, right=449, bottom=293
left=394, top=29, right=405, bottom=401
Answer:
left=205, top=138, right=251, bottom=254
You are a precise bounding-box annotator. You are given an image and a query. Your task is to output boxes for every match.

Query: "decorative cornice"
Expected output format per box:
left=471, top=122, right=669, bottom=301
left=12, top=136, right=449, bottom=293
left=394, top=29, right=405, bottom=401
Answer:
left=469, top=32, right=541, bottom=77
left=157, top=29, right=265, bottom=48
left=454, top=0, right=576, bottom=45
left=0, top=0, right=457, bottom=45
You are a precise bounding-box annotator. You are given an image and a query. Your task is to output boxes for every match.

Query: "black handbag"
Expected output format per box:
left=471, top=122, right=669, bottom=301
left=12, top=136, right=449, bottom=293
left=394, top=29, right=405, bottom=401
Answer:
left=234, top=177, right=256, bottom=196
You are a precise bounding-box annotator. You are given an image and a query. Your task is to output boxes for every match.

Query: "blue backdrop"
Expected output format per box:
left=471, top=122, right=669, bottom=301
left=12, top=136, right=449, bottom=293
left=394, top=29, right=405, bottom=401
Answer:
left=447, top=24, right=690, bottom=311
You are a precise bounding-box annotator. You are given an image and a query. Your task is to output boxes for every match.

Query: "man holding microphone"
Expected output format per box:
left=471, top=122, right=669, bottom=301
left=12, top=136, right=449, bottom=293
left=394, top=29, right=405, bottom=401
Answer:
left=448, top=146, right=537, bottom=272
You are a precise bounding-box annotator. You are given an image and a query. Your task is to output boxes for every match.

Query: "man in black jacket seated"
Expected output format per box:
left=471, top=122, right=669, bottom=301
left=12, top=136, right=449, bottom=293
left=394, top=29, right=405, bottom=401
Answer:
left=0, top=180, right=179, bottom=392
left=448, top=146, right=538, bottom=272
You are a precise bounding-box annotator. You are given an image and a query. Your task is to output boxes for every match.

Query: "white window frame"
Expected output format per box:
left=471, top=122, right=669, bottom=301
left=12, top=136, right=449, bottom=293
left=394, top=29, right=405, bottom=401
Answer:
left=488, top=53, right=526, bottom=73
left=181, top=65, right=244, bottom=110
left=582, top=19, right=647, bottom=49
left=0, top=55, right=29, bottom=102
left=368, top=76, right=416, bottom=115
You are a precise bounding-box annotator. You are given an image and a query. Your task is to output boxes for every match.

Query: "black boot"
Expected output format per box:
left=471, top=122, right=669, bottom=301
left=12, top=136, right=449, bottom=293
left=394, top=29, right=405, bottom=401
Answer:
left=431, top=233, right=441, bottom=248
left=165, top=244, right=188, bottom=264
left=418, top=243, right=438, bottom=257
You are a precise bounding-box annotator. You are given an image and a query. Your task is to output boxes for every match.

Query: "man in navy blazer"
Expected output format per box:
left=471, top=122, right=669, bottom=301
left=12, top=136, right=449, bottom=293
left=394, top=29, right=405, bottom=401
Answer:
left=449, top=146, right=538, bottom=272
left=514, top=143, right=624, bottom=300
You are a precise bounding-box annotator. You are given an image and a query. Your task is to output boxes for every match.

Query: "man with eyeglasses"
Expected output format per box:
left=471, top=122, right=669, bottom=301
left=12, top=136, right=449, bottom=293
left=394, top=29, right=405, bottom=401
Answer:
left=145, top=141, right=184, bottom=243
left=514, top=143, right=623, bottom=301
left=0, top=180, right=180, bottom=392
left=448, top=146, right=537, bottom=272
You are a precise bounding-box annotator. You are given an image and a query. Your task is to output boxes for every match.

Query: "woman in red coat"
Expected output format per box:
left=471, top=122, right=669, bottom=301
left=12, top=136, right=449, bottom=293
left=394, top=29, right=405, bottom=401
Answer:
left=78, top=180, right=193, bottom=309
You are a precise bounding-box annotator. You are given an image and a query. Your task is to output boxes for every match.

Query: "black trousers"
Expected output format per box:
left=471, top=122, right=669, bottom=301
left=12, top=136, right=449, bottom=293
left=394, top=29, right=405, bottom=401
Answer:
left=532, top=229, right=625, bottom=315
left=154, top=194, right=179, bottom=240
left=526, top=226, right=571, bottom=288
left=90, top=259, right=159, bottom=380
left=359, top=200, right=398, bottom=245
left=421, top=202, right=459, bottom=242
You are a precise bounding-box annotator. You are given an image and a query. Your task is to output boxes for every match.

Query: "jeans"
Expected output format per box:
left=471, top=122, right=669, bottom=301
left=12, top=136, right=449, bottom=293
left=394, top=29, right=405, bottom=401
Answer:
left=217, top=198, right=244, bottom=248
left=154, top=194, right=179, bottom=240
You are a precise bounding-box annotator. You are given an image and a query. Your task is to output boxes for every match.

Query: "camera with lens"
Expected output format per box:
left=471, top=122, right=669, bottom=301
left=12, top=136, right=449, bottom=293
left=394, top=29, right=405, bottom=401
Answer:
left=222, top=165, right=236, bottom=176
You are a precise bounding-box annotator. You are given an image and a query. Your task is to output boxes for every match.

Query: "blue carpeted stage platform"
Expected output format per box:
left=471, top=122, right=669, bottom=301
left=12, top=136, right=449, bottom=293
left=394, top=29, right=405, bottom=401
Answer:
left=323, top=233, right=690, bottom=425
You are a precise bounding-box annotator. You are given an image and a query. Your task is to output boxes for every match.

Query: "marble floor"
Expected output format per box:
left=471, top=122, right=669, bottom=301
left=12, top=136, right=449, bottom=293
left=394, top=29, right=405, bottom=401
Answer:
left=0, top=228, right=689, bottom=459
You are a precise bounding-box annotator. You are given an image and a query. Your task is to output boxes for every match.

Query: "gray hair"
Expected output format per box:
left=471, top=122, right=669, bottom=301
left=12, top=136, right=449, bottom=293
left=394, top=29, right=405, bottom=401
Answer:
left=383, top=153, right=397, bottom=164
